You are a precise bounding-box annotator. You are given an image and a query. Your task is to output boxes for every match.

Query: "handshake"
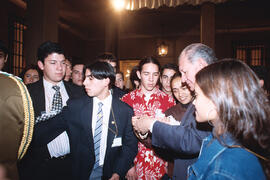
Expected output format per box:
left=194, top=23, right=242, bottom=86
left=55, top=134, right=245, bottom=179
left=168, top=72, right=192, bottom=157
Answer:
left=132, top=115, right=176, bottom=136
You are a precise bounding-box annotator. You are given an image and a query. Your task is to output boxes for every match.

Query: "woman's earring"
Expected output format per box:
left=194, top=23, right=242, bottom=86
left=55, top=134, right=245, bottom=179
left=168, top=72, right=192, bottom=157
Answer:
left=206, top=108, right=216, bottom=126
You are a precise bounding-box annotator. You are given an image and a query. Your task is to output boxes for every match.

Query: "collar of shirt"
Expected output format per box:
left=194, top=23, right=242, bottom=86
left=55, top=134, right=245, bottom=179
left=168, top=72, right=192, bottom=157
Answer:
left=93, top=91, right=112, bottom=107
left=43, top=78, right=64, bottom=90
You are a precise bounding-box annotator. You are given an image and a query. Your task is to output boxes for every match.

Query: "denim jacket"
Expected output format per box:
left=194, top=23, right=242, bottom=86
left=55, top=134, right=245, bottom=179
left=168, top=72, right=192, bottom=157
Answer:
left=187, top=133, right=266, bottom=180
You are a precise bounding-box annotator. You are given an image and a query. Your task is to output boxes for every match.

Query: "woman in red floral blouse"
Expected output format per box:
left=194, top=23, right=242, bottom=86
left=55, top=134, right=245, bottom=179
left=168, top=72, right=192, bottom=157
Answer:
left=122, top=57, right=175, bottom=180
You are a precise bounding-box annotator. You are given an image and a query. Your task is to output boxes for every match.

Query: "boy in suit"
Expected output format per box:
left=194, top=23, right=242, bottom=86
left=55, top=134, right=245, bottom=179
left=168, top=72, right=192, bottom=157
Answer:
left=33, top=61, right=138, bottom=180
left=19, top=41, right=84, bottom=180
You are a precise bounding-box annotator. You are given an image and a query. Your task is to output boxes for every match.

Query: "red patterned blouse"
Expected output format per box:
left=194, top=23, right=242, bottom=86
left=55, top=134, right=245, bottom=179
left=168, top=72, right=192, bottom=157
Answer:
left=122, top=88, right=175, bottom=179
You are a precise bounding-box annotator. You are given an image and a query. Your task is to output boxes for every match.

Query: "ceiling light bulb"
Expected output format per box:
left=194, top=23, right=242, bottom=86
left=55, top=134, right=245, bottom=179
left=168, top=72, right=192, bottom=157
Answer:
left=112, top=0, right=125, bottom=11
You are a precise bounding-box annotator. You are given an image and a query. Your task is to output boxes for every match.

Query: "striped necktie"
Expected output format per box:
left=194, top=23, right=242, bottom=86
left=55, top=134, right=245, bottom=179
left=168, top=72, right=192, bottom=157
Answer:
left=93, top=102, right=103, bottom=169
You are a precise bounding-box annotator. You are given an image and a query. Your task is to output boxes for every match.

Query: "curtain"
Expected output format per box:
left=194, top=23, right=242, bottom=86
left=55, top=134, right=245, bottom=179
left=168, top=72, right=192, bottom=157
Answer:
left=125, top=0, right=229, bottom=10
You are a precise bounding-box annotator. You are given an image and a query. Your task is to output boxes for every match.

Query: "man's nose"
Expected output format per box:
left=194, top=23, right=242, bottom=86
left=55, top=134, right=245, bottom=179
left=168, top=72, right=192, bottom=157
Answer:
left=181, top=74, right=187, bottom=83
left=56, top=63, right=63, bottom=71
left=149, top=75, right=154, bottom=81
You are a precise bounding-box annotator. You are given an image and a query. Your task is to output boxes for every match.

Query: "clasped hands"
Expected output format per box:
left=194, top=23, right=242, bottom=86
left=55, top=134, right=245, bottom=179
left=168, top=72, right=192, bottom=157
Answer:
left=132, top=115, right=170, bottom=134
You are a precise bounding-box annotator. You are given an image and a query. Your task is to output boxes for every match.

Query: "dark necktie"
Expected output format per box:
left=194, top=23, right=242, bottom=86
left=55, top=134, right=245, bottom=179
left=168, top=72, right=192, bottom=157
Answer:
left=51, top=85, right=63, bottom=112
left=35, top=85, right=63, bottom=124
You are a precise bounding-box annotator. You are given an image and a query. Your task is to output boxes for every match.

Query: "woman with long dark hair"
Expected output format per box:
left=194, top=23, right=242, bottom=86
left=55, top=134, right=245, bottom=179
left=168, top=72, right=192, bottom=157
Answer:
left=189, top=59, right=270, bottom=179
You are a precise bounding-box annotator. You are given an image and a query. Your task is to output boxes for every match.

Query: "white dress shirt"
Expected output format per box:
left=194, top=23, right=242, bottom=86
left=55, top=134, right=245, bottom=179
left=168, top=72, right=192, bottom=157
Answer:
left=92, top=92, right=112, bottom=166
left=43, top=78, right=70, bottom=158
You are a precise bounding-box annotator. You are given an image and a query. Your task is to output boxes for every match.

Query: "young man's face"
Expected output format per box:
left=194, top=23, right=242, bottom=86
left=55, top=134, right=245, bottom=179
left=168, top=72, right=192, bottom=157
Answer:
left=0, top=51, right=8, bottom=71
left=83, top=69, right=109, bottom=99
left=72, top=64, right=84, bottom=86
left=160, top=68, right=176, bottom=94
left=64, top=59, right=72, bottom=81
left=38, top=53, right=66, bottom=84
left=137, top=63, right=160, bottom=93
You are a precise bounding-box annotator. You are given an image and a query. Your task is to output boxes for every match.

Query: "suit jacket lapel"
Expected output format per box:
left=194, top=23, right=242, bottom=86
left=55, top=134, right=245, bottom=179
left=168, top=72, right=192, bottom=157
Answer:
left=81, top=97, right=93, bottom=138
left=181, top=103, right=195, bottom=126
left=106, top=97, right=118, bottom=154
left=80, top=97, right=95, bottom=158
left=32, top=80, right=46, bottom=116
left=63, top=81, right=72, bottom=98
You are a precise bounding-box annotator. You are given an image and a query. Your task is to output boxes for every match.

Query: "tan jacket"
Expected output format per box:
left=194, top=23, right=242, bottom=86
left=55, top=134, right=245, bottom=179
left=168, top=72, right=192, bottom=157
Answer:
left=0, top=72, right=34, bottom=180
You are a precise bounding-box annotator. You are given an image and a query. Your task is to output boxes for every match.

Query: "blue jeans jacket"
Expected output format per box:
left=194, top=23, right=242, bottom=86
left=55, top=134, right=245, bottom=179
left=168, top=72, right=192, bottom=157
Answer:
left=187, top=133, right=266, bottom=180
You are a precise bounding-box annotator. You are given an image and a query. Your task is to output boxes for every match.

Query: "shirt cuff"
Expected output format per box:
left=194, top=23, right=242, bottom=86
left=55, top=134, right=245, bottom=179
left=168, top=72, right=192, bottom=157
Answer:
left=149, top=120, right=157, bottom=133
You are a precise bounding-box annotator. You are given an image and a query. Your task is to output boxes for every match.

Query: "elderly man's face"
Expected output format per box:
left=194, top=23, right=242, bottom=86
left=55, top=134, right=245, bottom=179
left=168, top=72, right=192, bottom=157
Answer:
left=179, top=54, right=205, bottom=91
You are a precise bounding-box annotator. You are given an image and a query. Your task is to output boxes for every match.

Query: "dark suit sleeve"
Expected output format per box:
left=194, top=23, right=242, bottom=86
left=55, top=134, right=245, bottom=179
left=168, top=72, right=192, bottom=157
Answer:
left=112, top=86, right=127, bottom=99
left=31, top=107, right=68, bottom=147
left=113, top=105, right=138, bottom=177
left=152, top=109, right=211, bottom=154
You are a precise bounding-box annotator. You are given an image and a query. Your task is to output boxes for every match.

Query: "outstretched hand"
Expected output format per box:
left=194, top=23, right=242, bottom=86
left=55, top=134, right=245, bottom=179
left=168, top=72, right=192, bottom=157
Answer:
left=125, top=166, right=137, bottom=180
left=132, top=115, right=154, bottom=134
left=109, top=173, right=119, bottom=180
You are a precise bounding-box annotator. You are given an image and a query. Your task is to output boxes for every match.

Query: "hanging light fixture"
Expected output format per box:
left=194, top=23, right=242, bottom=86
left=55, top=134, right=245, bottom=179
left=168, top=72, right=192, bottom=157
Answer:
left=157, top=23, right=168, bottom=56
left=157, top=41, right=168, bottom=56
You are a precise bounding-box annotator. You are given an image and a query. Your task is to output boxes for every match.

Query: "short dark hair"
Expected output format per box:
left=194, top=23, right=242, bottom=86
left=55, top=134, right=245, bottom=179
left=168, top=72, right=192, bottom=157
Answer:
left=85, top=61, right=115, bottom=89
left=138, top=56, right=161, bottom=72
left=0, top=41, right=8, bottom=56
left=95, top=52, right=117, bottom=63
left=37, top=41, right=65, bottom=63
left=72, top=63, right=85, bottom=69
left=161, top=63, right=178, bottom=75
left=170, top=71, right=181, bottom=84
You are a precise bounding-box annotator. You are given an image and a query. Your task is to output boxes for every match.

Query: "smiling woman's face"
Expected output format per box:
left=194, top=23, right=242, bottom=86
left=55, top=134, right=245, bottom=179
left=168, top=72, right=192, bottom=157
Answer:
left=171, top=77, right=193, bottom=104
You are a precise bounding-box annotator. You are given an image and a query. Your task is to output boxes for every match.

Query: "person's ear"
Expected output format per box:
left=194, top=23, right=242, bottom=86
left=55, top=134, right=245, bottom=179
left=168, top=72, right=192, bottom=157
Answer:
left=136, top=70, right=141, bottom=80
left=37, top=60, right=44, bottom=70
left=104, top=77, right=110, bottom=87
left=259, top=79, right=264, bottom=88
left=198, top=58, right=208, bottom=69
left=4, top=55, right=8, bottom=63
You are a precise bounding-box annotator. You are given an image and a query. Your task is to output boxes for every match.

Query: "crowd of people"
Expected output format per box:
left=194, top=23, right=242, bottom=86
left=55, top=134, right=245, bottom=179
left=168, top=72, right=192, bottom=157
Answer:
left=0, top=40, right=269, bottom=180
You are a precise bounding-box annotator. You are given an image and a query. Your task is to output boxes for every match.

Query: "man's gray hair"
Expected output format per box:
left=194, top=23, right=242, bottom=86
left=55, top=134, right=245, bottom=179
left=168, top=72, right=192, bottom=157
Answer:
left=179, top=43, right=217, bottom=65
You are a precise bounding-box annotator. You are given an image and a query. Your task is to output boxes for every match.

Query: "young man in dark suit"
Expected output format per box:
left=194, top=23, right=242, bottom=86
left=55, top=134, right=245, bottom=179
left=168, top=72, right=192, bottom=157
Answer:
left=19, top=41, right=84, bottom=180
left=32, top=61, right=138, bottom=180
